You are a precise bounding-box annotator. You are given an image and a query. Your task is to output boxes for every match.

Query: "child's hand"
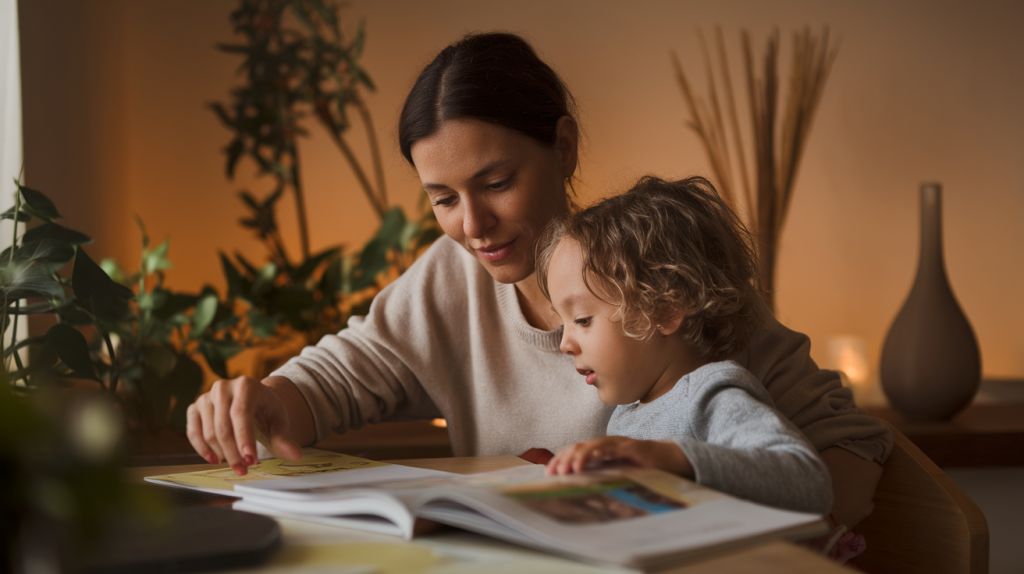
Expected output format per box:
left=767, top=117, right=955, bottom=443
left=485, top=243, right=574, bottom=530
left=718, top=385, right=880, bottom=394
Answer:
left=545, top=436, right=694, bottom=478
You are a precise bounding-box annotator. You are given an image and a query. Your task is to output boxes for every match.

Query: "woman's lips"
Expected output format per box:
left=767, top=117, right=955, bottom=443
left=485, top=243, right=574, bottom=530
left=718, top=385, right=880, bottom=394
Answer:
left=475, top=239, right=515, bottom=262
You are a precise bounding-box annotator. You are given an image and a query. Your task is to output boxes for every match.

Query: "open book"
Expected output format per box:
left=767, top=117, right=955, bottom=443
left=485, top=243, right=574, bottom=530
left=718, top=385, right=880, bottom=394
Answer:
left=148, top=450, right=827, bottom=571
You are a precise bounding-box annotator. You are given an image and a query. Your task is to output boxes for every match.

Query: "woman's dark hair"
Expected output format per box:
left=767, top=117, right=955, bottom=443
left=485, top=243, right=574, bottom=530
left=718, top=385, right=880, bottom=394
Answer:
left=398, top=32, right=579, bottom=166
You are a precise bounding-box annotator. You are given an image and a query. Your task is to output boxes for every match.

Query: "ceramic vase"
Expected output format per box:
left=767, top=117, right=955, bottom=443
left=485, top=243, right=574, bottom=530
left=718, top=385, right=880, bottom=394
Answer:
left=880, top=183, right=981, bottom=420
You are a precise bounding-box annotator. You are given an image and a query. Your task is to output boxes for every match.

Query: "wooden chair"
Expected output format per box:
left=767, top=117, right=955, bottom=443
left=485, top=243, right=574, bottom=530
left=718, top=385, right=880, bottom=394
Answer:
left=849, top=421, right=989, bottom=574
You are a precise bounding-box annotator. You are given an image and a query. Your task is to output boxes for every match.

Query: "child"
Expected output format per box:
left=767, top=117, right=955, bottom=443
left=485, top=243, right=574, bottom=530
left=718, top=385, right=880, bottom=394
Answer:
left=535, top=175, right=832, bottom=514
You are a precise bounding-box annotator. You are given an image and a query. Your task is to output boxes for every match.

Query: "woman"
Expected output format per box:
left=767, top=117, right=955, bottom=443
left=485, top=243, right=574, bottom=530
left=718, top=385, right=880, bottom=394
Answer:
left=187, top=32, right=891, bottom=527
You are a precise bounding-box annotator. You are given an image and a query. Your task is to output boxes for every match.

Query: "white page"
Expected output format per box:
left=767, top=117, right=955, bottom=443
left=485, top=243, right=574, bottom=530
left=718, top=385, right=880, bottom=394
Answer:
left=234, top=464, right=455, bottom=500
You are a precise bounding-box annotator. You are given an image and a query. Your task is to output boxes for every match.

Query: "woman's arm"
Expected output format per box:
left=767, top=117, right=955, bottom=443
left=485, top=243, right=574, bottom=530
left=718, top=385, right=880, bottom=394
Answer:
left=736, top=310, right=892, bottom=524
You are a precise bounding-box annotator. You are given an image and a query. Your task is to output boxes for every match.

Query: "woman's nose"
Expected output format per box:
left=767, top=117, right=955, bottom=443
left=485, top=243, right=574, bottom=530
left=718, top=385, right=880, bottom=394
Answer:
left=462, top=197, right=497, bottom=239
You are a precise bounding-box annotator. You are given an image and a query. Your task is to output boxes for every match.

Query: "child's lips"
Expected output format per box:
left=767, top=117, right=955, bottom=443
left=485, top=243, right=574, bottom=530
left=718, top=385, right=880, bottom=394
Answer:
left=576, top=368, right=596, bottom=385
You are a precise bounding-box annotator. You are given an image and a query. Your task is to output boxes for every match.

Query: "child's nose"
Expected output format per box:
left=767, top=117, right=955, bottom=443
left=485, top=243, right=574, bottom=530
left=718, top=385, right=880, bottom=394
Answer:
left=559, top=333, right=576, bottom=356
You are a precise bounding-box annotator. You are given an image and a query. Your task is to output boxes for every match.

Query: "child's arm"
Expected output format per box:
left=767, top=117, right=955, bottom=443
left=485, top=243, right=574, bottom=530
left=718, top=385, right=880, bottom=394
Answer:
left=671, top=363, right=833, bottom=514
left=545, top=436, right=694, bottom=478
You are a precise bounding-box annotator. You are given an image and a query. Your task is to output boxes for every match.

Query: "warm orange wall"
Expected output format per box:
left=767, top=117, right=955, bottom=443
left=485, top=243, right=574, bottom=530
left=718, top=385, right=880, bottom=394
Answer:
left=19, top=0, right=1024, bottom=383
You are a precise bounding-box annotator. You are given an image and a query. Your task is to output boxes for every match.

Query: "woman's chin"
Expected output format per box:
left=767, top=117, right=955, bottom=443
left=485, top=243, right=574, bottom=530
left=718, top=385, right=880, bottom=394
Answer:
left=477, top=256, right=531, bottom=285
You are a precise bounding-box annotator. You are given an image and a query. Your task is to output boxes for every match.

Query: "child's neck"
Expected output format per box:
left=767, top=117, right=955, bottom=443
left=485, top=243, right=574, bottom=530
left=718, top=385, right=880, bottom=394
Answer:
left=639, top=340, right=710, bottom=404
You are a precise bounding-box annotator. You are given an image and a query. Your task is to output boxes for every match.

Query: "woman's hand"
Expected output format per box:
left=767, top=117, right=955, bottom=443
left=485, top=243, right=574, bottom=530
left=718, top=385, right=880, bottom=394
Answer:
left=545, top=436, right=694, bottom=478
left=186, top=376, right=304, bottom=476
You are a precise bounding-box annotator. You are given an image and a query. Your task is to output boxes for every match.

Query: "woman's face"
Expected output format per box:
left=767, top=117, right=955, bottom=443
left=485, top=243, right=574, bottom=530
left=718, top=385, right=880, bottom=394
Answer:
left=410, top=118, right=577, bottom=285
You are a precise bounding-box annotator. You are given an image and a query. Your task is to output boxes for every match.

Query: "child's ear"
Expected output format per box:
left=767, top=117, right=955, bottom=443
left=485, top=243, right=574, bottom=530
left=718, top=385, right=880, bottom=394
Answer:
left=656, top=309, right=686, bottom=336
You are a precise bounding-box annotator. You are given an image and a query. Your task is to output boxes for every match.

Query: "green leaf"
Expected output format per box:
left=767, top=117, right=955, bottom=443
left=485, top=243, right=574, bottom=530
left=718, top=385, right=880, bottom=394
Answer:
left=1, top=206, right=31, bottom=222
left=225, top=138, right=245, bottom=179
left=72, top=249, right=134, bottom=324
left=142, top=344, right=177, bottom=378
left=292, top=247, right=339, bottom=284
left=233, top=252, right=259, bottom=277
left=134, top=215, right=150, bottom=250
left=378, top=207, right=407, bottom=247
left=136, top=289, right=169, bottom=312
left=18, top=185, right=61, bottom=221
left=55, top=303, right=94, bottom=326
left=44, top=323, right=98, bottom=381
left=1, top=239, right=76, bottom=275
left=199, top=339, right=242, bottom=379
left=350, top=237, right=388, bottom=291
left=190, top=293, right=218, bottom=338
left=352, top=65, right=376, bottom=91
left=351, top=21, right=366, bottom=59
left=248, top=311, right=277, bottom=338
left=414, top=226, right=443, bottom=251
left=23, top=222, right=93, bottom=246
left=151, top=290, right=198, bottom=320
left=252, top=263, right=278, bottom=295
left=142, top=239, right=172, bottom=275
left=100, top=258, right=127, bottom=283
left=320, top=257, right=343, bottom=295
left=0, top=259, right=66, bottom=301
left=220, top=253, right=243, bottom=298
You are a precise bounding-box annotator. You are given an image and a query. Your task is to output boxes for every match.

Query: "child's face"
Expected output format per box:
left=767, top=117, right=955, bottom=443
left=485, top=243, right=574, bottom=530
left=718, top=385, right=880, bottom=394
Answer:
left=547, top=239, right=681, bottom=405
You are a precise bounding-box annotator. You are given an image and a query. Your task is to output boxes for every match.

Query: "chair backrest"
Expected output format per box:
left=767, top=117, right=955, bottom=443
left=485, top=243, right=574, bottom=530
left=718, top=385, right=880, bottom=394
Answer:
left=849, top=421, right=989, bottom=574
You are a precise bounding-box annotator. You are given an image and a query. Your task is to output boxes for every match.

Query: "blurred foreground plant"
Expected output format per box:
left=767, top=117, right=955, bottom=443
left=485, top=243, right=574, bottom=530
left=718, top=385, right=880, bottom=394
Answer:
left=1, top=378, right=163, bottom=572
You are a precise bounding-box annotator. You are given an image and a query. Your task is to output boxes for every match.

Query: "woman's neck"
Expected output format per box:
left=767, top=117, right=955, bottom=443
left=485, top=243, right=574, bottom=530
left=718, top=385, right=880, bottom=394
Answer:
left=515, top=273, right=562, bottom=331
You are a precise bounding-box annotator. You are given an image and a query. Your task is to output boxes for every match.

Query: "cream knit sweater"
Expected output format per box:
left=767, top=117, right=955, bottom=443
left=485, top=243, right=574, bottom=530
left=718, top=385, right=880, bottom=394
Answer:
left=274, top=236, right=892, bottom=463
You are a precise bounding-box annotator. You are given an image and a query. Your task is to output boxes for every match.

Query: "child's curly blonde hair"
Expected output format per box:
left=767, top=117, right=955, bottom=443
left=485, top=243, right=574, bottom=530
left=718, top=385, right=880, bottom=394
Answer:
left=537, top=176, right=764, bottom=360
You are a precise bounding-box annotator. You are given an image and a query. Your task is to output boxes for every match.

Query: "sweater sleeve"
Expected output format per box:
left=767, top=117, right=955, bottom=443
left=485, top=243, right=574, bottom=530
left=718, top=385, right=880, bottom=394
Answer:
left=734, top=308, right=893, bottom=465
left=269, top=238, right=469, bottom=443
left=675, top=363, right=834, bottom=514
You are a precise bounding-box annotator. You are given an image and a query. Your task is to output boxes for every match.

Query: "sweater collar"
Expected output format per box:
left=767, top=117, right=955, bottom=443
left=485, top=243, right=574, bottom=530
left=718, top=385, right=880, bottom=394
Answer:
left=495, top=282, right=563, bottom=352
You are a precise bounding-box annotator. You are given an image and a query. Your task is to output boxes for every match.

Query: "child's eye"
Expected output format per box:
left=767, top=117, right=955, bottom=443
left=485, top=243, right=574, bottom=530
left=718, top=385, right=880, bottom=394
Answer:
left=574, top=317, right=592, bottom=327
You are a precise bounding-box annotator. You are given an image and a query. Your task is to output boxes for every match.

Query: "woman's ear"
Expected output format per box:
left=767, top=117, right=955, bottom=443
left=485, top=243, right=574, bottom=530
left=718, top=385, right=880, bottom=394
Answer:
left=554, top=116, right=578, bottom=179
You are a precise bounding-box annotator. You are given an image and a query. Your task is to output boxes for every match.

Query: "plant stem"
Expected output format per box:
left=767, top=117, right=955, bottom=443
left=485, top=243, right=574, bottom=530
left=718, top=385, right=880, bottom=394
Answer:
left=2, top=187, right=22, bottom=373
left=10, top=300, right=25, bottom=379
left=327, top=128, right=385, bottom=219
left=353, top=96, right=388, bottom=211
left=102, top=331, right=119, bottom=395
left=289, top=146, right=312, bottom=260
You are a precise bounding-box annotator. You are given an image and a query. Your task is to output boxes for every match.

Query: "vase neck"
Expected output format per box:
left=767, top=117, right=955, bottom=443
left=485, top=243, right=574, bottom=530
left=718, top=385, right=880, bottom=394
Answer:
left=917, top=183, right=947, bottom=280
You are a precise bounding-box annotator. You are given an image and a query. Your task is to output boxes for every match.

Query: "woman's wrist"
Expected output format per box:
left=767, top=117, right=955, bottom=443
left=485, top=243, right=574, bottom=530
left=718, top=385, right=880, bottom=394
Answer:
left=263, top=375, right=317, bottom=447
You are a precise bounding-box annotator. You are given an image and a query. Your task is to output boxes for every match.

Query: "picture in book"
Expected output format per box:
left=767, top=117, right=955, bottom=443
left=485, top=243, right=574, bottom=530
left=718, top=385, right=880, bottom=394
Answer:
left=502, top=476, right=689, bottom=524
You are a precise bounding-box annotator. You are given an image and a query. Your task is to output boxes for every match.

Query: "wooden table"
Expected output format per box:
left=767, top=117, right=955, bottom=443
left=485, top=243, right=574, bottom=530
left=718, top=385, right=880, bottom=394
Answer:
left=129, top=456, right=854, bottom=574
left=863, top=403, right=1024, bottom=467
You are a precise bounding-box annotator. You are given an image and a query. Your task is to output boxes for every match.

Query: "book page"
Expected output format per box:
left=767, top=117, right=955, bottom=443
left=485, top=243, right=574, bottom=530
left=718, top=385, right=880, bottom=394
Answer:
left=145, top=449, right=389, bottom=494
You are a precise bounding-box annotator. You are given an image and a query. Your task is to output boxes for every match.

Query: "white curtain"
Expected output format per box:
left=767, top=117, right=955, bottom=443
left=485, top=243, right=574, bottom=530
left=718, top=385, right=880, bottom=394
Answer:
left=1, top=0, right=27, bottom=355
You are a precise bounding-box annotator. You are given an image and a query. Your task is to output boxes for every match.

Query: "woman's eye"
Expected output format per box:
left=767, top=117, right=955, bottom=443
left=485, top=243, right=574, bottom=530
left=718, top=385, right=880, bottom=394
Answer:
left=431, top=196, right=456, bottom=207
left=486, top=176, right=512, bottom=190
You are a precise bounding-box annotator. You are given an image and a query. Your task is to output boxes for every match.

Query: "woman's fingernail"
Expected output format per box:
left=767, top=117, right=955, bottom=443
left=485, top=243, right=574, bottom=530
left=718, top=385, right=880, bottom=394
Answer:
left=205, top=453, right=218, bottom=464
left=232, top=463, right=245, bottom=476
left=244, top=455, right=255, bottom=466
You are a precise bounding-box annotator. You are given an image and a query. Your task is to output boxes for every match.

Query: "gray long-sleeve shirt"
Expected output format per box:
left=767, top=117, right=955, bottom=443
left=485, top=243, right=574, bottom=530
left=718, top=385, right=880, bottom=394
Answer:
left=608, top=360, right=833, bottom=514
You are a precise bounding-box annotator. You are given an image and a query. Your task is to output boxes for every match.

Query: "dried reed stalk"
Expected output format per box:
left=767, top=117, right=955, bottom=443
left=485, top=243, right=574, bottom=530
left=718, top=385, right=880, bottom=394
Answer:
left=673, top=27, right=838, bottom=311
